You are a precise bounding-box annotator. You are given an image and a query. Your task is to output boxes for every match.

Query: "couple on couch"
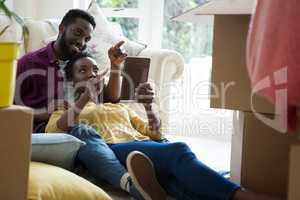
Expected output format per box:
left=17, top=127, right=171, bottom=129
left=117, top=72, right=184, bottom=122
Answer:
left=15, top=9, right=280, bottom=200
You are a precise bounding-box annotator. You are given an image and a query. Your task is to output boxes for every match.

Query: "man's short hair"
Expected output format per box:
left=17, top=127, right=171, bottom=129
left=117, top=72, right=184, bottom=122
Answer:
left=60, top=9, right=96, bottom=29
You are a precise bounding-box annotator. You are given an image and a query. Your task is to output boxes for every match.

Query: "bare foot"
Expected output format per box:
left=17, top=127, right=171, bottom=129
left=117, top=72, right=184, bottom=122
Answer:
left=232, top=188, right=284, bottom=200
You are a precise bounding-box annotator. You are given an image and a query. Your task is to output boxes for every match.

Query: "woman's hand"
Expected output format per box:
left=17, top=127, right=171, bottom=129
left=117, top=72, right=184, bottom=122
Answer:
left=135, top=83, right=161, bottom=131
left=108, top=41, right=127, bottom=70
left=135, top=82, right=155, bottom=105
left=80, top=68, right=108, bottom=103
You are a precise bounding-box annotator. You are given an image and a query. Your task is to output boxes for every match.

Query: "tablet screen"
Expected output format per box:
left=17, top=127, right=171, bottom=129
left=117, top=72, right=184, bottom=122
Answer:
left=120, top=57, right=151, bottom=100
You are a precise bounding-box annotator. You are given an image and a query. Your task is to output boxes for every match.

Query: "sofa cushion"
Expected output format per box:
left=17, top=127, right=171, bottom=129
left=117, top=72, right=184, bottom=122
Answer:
left=28, top=161, right=112, bottom=200
left=24, top=19, right=58, bottom=53
left=31, top=133, right=85, bottom=170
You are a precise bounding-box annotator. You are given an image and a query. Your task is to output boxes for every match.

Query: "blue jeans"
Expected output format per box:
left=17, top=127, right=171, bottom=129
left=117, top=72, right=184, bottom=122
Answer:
left=68, top=124, right=127, bottom=188
left=109, top=141, right=239, bottom=200
left=69, top=124, right=239, bottom=200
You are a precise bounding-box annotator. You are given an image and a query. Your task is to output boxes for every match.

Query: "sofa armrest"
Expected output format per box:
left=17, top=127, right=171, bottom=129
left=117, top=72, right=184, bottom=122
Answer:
left=137, top=48, right=185, bottom=131
left=138, top=48, right=184, bottom=103
left=139, top=48, right=185, bottom=82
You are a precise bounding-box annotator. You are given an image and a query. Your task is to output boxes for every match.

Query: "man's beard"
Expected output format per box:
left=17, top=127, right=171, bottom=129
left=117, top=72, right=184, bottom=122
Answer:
left=58, top=32, right=76, bottom=60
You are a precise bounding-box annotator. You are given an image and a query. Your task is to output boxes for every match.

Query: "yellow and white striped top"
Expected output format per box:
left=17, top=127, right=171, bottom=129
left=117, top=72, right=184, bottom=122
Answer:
left=45, top=102, right=162, bottom=144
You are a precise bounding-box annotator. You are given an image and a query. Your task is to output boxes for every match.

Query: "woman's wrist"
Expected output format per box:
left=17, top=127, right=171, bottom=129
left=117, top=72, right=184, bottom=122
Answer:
left=74, top=91, right=90, bottom=112
left=110, top=64, right=122, bottom=71
left=143, top=103, right=153, bottom=111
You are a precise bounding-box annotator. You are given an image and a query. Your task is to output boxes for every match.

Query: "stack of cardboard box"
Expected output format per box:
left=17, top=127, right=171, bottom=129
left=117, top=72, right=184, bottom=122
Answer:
left=211, top=14, right=300, bottom=199
left=173, top=0, right=300, bottom=199
left=0, top=106, right=33, bottom=200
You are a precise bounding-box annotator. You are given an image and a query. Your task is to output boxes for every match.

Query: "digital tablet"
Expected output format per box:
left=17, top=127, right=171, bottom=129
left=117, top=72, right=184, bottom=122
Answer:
left=120, top=57, right=151, bottom=101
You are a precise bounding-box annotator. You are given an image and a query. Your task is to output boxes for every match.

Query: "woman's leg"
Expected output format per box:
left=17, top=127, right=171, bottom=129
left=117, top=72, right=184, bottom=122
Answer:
left=69, top=124, right=167, bottom=200
left=110, top=140, right=239, bottom=200
left=69, top=124, right=127, bottom=188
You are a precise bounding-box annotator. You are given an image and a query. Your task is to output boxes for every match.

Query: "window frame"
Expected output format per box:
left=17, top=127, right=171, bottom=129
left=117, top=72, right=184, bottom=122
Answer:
left=78, top=0, right=164, bottom=48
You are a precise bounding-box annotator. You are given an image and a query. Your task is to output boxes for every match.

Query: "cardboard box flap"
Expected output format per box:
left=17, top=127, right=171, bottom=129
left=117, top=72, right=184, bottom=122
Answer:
left=210, top=15, right=275, bottom=114
left=172, top=0, right=255, bottom=23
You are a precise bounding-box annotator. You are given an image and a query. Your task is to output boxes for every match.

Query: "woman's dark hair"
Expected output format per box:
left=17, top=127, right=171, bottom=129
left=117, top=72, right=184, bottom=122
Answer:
left=64, top=52, right=94, bottom=80
left=61, top=9, right=96, bottom=29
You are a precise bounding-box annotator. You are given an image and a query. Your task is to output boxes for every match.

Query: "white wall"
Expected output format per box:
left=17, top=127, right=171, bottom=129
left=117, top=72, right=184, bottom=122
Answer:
left=13, top=0, right=78, bottom=19
left=13, top=0, right=36, bottom=19
left=5, top=0, right=14, bottom=10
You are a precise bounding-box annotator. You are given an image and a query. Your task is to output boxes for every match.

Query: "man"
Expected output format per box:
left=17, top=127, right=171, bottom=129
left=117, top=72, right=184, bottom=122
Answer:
left=15, top=9, right=166, bottom=200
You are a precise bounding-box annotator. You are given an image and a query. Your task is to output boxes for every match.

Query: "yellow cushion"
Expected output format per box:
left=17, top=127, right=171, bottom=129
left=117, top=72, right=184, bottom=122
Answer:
left=28, top=162, right=112, bottom=200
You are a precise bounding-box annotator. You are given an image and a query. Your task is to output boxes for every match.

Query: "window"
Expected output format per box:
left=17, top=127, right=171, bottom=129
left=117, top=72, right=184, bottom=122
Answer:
left=97, top=0, right=138, bottom=8
left=162, top=0, right=233, bottom=142
left=92, top=0, right=164, bottom=48
left=163, top=0, right=213, bottom=63
left=96, top=0, right=139, bottom=41
left=162, top=1, right=232, bottom=172
left=108, top=17, right=139, bottom=41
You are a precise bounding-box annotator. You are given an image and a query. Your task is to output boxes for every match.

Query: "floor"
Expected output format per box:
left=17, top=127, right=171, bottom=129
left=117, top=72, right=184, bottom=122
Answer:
left=166, top=135, right=231, bottom=172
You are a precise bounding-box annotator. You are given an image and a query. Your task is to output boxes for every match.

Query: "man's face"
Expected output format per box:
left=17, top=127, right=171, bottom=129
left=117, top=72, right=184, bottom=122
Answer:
left=58, top=18, right=93, bottom=59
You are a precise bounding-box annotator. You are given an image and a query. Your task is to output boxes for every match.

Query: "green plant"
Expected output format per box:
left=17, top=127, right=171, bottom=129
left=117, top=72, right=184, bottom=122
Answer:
left=0, top=0, right=29, bottom=43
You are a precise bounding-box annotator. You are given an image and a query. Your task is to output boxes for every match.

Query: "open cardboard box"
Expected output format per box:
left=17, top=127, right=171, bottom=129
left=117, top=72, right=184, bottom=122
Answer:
left=230, top=111, right=300, bottom=198
left=288, top=144, right=300, bottom=200
left=0, top=106, right=33, bottom=200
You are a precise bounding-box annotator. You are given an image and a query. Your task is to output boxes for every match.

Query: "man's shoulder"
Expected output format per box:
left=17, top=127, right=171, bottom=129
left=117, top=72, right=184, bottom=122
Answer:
left=18, top=46, right=51, bottom=68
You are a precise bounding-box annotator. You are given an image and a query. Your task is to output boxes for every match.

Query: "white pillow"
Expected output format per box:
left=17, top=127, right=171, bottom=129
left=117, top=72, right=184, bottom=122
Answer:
left=87, top=0, right=147, bottom=69
left=24, top=19, right=58, bottom=53
left=31, top=133, right=85, bottom=170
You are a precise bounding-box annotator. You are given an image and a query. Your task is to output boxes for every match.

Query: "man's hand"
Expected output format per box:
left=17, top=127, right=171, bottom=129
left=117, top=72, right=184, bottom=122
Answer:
left=108, top=41, right=127, bottom=70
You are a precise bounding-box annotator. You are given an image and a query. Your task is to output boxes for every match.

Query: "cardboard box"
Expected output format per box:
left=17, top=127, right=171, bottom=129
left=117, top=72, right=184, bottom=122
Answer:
left=230, top=111, right=300, bottom=198
left=288, top=145, right=300, bottom=200
left=0, top=106, right=33, bottom=200
left=210, top=15, right=275, bottom=114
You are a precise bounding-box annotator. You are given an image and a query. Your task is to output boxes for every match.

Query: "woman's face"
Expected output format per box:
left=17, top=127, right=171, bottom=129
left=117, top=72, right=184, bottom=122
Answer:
left=72, top=57, right=99, bottom=84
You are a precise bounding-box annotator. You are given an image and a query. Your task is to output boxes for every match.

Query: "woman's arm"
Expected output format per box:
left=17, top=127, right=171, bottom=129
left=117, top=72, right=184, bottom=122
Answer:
left=56, top=91, right=90, bottom=131
left=104, top=67, right=122, bottom=103
left=129, top=82, right=162, bottom=139
left=144, top=103, right=161, bottom=132
left=104, top=41, right=127, bottom=103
